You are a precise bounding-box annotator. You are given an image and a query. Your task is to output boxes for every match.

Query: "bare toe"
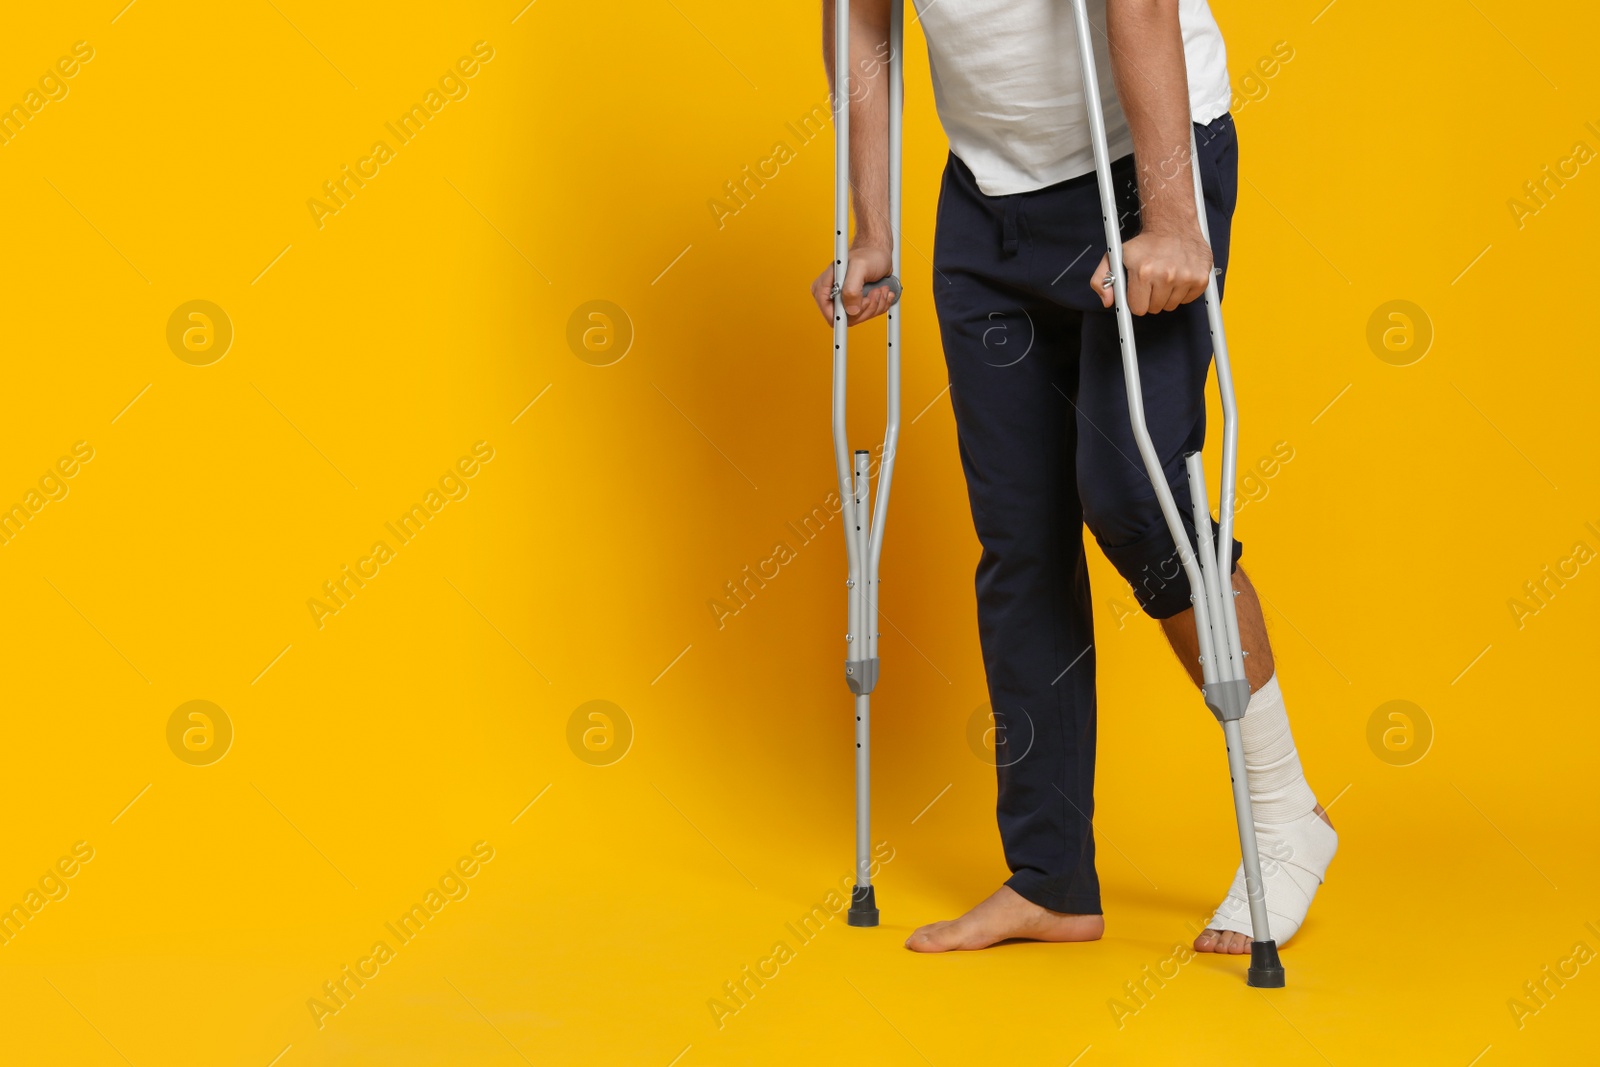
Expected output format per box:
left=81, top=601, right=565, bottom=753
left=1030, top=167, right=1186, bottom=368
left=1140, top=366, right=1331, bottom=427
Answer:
left=904, top=921, right=951, bottom=951
left=1197, top=929, right=1253, bottom=954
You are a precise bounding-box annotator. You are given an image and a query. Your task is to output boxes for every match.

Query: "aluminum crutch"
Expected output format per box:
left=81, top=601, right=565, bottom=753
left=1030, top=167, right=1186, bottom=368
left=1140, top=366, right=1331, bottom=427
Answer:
left=1067, top=0, right=1284, bottom=987
left=832, top=0, right=903, bottom=928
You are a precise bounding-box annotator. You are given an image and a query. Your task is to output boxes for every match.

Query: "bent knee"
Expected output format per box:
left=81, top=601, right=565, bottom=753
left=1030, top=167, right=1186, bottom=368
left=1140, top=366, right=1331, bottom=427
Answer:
left=1081, top=487, right=1239, bottom=621
left=1079, top=475, right=1163, bottom=553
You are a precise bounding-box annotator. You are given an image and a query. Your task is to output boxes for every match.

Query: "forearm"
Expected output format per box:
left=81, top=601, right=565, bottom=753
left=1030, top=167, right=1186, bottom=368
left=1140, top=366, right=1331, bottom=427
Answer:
left=1106, top=0, right=1197, bottom=235
left=822, top=0, right=892, bottom=248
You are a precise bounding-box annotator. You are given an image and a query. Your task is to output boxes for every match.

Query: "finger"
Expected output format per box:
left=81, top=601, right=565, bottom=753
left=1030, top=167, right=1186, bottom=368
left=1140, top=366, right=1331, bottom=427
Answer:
left=864, top=289, right=883, bottom=323
left=1145, top=277, right=1174, bottom=316
left=1126, top=268, right=1151, bottom=316
left=842, top=258, right=871, bottom=315
left=870, top=285, right=890, bottom=318
left=1170, top=271, right=1202, bottom=312
left=1090, top=253, right=1114, bottom=309
left=851, top=287, right=876, bottom=326
left=819, top=267, right=844, bottom=321
left=855, top=288, right=887, bottom=326
left=814, top=272, right=837, bottom=325
left=862, top=285, right=891, bottom=324
left=857, top=287, right=880, bottom=322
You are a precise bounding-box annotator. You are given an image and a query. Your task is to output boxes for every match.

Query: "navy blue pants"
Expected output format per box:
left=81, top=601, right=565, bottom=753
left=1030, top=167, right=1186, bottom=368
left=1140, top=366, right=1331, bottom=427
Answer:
left=932, top=115, right=1241, bottom=914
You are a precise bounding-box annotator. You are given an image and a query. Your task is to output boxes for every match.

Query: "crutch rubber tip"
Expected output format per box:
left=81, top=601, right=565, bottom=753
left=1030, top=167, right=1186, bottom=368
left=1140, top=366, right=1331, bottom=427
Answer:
left=847, top=884, right=879, bottom=927
left=1247, top=940, right=1286, bottom=988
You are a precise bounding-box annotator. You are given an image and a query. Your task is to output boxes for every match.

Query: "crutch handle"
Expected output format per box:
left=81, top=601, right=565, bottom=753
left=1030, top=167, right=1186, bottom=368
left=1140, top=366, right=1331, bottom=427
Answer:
left=863, top=275, right=902, bottom=300
left=832, top=275, right=902, bottom=304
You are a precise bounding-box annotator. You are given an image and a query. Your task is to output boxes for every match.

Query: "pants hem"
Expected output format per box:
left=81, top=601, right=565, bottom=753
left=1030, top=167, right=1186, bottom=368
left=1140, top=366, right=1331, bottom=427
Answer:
left=1006, top=873, right=1102, bottom=916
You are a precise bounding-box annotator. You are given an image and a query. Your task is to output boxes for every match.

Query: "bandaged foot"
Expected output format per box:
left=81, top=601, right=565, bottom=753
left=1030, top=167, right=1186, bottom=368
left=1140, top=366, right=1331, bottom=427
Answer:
left=1194, top=673, right=1337, bottom=953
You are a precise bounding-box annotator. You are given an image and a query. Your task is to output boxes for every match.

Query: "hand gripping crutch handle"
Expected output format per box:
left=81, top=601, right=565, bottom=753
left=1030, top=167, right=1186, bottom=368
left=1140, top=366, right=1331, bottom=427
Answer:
left=1065, top=0, right=1283, bottom=987
left=831, top=275, right=902, bottom=303
left=832, top=0, right=903, bottom=930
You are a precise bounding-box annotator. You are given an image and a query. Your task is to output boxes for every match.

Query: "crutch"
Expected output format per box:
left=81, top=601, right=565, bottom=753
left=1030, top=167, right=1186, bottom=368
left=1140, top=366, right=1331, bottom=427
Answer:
left=832, top=0, right=903, bottom=928
left=1067, top=0, right=1284, bottom=987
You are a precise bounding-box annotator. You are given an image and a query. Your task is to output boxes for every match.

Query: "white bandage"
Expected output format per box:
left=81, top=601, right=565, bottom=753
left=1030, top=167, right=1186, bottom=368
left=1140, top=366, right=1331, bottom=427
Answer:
left=1204, top=673, right=1336, bottom=944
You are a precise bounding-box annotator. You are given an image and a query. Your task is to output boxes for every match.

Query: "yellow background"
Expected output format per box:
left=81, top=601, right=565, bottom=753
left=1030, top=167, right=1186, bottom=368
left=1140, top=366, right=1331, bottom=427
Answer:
left=2, top=1, right=1597, bottom=1064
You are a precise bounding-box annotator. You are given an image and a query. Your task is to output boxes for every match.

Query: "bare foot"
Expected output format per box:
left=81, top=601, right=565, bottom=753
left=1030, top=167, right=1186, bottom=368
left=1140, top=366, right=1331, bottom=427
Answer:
left=904, top=886, right=1104, bottom=952
left=1193, top=804, right=1334, bottom=954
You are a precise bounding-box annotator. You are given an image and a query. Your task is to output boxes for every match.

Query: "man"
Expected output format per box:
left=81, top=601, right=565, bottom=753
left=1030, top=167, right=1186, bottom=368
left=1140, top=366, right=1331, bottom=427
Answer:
left=809, top=0, right=1337, bottom=954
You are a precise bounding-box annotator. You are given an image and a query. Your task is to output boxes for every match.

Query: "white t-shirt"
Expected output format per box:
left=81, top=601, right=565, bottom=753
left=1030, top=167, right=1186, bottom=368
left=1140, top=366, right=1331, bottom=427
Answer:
left=912, top=0, right=1232, bottom=196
